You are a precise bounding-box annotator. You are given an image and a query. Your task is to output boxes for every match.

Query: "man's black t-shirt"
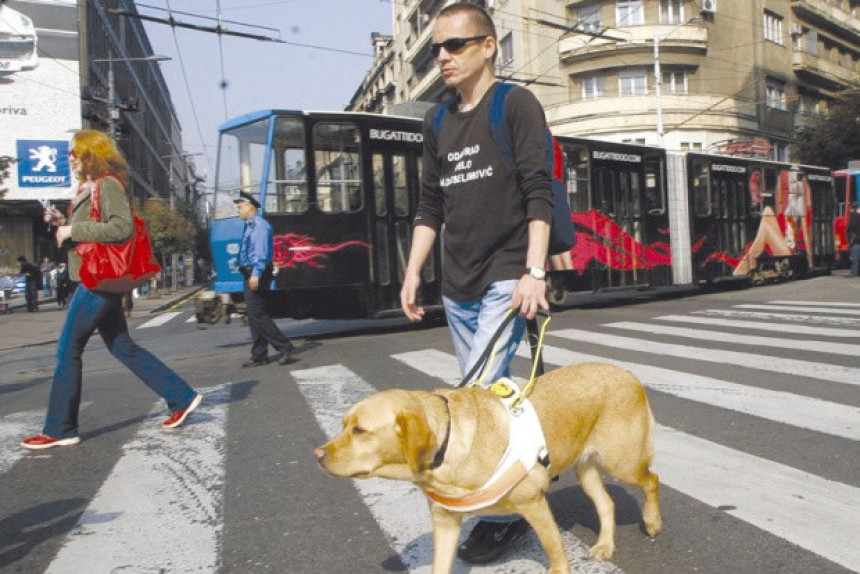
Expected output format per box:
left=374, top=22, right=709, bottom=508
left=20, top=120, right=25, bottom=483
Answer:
left=415, top=83, right=553, bottom=301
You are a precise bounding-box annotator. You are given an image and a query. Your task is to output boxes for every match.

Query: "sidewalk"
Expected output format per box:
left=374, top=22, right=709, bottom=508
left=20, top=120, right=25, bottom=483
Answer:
left=0, top=286, right=202, bottom=351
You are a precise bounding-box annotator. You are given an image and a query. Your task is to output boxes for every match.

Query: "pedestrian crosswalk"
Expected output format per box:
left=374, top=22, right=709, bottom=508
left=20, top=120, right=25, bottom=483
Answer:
left=2, top=298, right=859, bottom=573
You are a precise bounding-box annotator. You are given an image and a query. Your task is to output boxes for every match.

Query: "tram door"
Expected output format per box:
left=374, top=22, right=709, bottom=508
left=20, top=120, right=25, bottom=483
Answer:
left=370, top=150, right=441, bottom=317
left=593, top=159, right=664, bottom=289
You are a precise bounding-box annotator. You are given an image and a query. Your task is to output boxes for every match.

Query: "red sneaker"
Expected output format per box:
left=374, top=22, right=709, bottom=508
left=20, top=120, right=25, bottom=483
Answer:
left=163, top=394, right=204, bottom=429
left=21, top=434, right=81, bottom=450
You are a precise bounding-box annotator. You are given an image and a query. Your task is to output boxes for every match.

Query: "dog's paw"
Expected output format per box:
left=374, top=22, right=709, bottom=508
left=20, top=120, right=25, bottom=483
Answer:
left=644, top=513, right=663, bottom=538
left=588, top=542, right=615, bottom=561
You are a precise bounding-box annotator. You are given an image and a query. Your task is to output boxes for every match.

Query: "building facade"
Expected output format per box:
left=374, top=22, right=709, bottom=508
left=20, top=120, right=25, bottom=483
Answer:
left=348, top=0, right=859, bottom=162
left=0, top=0, right=189, bottom=272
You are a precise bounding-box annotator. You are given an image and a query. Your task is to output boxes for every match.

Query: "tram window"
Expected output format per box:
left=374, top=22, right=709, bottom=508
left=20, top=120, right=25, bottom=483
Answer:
left=392, top=155, right=409, bottom=217
left=376, top=221, right=391, bottom=286
left=629, top=172, right=642, bottom=218
left=373, top=155, right=386, bottom=217
left=215, top=117, right=270, bottom=220
left=267, top=116, right=308, bottom=214
left=719, top=180, right=729, bottom=219
left=396, top=220, right=411, bottom=282
left=314, top=122, right=362, bottom=213
left=269, top=147, right=307, bottom=214
left=564, top=145, right=590, bottom=212
left=763, top=167, right=778, bottom=209
left=644, top=162, right=663, bottom=215
left=691, top=160, right=710, bottom=216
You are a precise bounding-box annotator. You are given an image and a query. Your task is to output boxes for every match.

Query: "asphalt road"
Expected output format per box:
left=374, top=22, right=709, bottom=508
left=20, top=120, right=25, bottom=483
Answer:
left=1, top=273, right=858, bottom=574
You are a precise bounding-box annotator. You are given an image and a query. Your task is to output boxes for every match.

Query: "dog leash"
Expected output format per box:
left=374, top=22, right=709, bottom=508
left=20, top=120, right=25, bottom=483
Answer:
left=457, top=308, right=552, bottom=404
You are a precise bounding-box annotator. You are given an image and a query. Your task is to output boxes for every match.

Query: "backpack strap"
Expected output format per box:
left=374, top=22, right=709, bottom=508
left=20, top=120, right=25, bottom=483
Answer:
left=489, top=82, right=517, bottom=170
left=431, top=98, right=453, bottom=142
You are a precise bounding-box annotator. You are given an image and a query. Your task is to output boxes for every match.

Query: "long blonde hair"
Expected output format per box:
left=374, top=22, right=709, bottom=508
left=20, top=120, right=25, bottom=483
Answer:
left=71, top=130, right=129, bottom=188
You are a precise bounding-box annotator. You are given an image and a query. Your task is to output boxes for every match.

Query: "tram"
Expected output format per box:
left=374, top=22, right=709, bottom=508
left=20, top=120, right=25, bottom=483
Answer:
left=208, top=109, right=836, bottom=321
left=209, top=109, right=441, bottom=320
left=832, top=161, right=860, bottom=266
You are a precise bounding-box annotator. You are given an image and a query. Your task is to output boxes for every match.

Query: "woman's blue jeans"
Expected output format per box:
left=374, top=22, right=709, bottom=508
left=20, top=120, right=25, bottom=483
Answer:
left=442, top=279, right=526, bottom=387
left=44, top=285, right=197, bottom=439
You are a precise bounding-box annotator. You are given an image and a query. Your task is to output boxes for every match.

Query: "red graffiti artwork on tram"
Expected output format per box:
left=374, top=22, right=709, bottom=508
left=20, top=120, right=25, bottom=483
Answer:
left=566, top=210, right=671, bottom=272
left=272, top=233, right=370, bottom=269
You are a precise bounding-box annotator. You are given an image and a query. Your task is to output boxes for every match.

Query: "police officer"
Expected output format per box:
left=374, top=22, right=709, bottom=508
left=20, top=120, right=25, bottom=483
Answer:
left=234, top=191, right=296, bottom=367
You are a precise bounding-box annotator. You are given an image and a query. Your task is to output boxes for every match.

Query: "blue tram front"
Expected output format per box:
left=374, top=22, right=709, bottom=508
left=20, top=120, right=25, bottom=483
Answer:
left=210, top=110, right=442, bottom=320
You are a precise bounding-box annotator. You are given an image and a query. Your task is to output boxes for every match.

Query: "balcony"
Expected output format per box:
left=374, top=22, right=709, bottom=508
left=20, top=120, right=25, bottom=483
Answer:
left=791, top=0, right=860, bottom=41
left=559, top=23, right=708, bottom=67
left=792, top=49, right=857, bottom=92
left=545, top=93, right=759, bottom=138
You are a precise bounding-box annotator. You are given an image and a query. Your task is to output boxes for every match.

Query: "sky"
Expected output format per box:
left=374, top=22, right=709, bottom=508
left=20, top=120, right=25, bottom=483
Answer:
left=141, top=0, right=394, bottom=184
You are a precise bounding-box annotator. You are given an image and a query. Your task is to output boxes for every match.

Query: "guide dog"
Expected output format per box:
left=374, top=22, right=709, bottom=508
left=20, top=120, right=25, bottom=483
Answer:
left=314, top=362, right=662, bottom=574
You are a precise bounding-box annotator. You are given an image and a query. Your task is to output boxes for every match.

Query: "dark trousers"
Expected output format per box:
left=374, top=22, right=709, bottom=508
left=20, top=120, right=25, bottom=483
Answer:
left=242, top=268, right=292, bottom=360
left=25, top=279, right=39, bottom=311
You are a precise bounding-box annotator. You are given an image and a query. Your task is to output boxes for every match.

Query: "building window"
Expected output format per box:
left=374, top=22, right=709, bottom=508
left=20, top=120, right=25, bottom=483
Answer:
left=619, top=69, right=647, bottom=96
left=499, top=32, right=514, bottom=67
left=766, top=78, right=786, bottom=110
left=681, top=142, right=703, bottom=151
left=582, top=75, right=605, bottom=99
left=662, top=69, right=687, bottom=94
left=617, top=0, right=644, bottom=26
left=763, top=11, right=784, bottom=45
left=578, top=3, right=601, bottom=33
left=660, top=0, right=684, bottom=24
left=771, top=142, right=788, bottom=162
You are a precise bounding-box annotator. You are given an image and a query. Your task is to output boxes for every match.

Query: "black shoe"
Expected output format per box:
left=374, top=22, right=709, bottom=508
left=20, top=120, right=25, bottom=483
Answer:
left=242, top=357, right=269, bottom=368
left=457, top=518, right=529, bottom=564
left=276, top=349, right=296, bottom=366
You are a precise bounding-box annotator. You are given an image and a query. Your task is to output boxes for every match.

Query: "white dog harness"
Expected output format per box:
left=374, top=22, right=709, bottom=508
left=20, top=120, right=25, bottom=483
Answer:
left=424, top=378, right=549, bottom=512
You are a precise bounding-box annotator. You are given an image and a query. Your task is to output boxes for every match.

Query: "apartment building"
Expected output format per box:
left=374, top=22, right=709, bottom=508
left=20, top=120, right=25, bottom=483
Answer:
left=348, top=0, right=859, bottom=161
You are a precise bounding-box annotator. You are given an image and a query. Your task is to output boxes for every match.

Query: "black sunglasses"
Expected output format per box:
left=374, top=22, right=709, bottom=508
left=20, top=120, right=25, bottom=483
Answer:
left=431, top=35, right=488, bottom=57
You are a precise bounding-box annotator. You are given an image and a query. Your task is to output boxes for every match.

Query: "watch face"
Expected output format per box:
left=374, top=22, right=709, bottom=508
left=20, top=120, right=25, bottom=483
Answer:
left=529, top=267, right=546, bottom=280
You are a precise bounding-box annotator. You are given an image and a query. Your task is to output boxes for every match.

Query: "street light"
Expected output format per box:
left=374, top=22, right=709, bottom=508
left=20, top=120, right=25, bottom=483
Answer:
left=90, top=53, right=171, bottom=140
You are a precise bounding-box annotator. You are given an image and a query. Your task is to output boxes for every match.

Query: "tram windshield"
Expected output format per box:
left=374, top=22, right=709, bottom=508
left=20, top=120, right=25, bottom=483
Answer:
left=214, top=116, right=274, bottom=220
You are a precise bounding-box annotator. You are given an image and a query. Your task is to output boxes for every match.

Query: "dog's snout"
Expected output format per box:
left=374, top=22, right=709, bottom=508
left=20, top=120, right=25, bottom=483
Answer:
left=313, top=447, right=327, bottom=462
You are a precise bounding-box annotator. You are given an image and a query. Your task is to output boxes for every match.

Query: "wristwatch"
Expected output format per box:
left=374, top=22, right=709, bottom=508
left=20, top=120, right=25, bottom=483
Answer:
left=527, top=267, right=546, bottom=280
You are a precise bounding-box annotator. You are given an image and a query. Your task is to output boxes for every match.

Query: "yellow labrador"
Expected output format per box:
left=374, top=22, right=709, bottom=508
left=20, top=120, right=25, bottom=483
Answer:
left=314, top=362, right=662, bottom=573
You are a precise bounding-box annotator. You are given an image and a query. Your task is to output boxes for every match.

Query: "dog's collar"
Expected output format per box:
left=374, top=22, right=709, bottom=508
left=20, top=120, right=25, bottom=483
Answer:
left=428, top=394, right=450, bottom=470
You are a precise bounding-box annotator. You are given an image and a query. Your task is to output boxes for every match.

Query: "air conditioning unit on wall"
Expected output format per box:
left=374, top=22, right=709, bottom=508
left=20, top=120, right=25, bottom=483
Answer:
left=701, top=0, right=717, bottom=14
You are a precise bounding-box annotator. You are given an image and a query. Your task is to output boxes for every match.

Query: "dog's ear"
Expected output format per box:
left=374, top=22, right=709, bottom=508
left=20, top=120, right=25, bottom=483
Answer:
left=395, top=412, right=436, bottom=475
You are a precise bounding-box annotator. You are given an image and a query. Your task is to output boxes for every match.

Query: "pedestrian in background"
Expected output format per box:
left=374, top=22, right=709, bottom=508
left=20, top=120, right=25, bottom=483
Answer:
left=234, top=191, right=296, bottom=367
left=848, top=203, right=860, bottom=277
left=17, top=255, right=40, bottom=312
left=399, top=3, right=552, bottom=564
left=55, top=262, right=71, bottom=308
left=40, top=256, right=54, bottom=298
left=21, top=129, right=203, bottom=451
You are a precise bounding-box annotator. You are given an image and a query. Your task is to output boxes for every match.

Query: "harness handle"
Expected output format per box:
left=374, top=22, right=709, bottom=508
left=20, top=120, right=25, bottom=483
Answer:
left=513, top=311, right=552, bottom=409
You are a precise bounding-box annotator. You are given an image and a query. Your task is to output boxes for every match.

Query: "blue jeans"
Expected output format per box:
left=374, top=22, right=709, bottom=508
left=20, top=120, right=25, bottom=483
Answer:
left=850, top=243, right=860, bottom=276
left=442, top=279, right=526, bottom=387
left=44, top=285, right=197, bottom=439
left=443, top=280, right=524, bottom=526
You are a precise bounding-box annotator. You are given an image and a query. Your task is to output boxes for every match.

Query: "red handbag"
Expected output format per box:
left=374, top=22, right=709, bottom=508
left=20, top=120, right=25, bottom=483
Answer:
left=75, top=177, right=161, bottom=293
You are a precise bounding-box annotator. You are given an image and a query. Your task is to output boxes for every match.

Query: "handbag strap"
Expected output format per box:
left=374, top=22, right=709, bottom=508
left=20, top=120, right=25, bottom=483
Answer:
left=89, top=179, right=102, bottom=222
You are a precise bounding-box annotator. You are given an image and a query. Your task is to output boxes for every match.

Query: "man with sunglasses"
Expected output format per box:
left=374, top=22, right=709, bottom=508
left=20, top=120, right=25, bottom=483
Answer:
left=400, top=2, right=553, bottom=565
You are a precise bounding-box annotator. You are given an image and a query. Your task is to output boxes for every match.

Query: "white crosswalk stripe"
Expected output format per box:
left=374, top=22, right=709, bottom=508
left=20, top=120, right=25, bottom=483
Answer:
left=551, top=329, right=860, bottom=386
left=137, top=311, right=182, bottom=329
left=654, top=314, right=860, bottom=338
left=44, top=386, right=230, bottom=574
left=602, top=321, right=860, bottom=355
left=733, top=304, right=860, bottom=316
left=694, top=308, right=860, bottom=325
